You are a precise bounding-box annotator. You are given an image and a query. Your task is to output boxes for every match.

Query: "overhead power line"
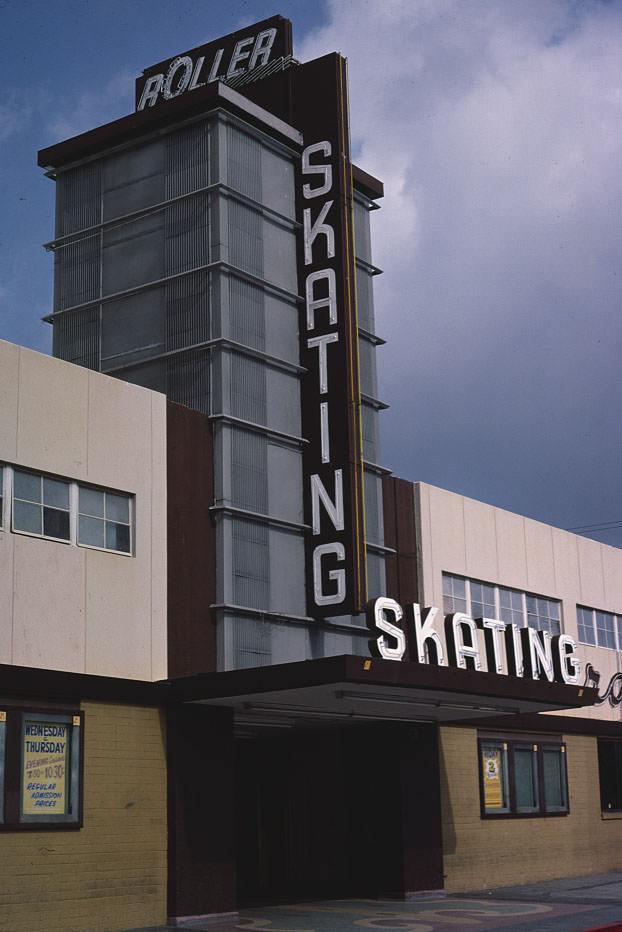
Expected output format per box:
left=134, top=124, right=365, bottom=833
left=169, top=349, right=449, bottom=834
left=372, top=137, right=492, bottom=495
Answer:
left=565, top=520, right=622, bottom=534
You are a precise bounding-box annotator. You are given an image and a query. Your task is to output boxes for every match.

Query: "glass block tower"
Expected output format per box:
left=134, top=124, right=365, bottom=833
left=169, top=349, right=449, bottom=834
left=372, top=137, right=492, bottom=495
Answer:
left=39, top=16, right=387, bottom=671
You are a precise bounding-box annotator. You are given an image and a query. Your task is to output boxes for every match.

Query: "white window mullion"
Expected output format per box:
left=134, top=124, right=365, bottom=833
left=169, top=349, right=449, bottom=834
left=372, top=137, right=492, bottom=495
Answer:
left=70, top=481, right=79, bottom=546
left=6, top=465, right=14, bottom=532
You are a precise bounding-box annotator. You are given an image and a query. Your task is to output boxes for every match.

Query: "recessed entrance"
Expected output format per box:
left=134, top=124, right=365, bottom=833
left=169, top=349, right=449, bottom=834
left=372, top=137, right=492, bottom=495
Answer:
left=235, top=723, right=444, bottom=906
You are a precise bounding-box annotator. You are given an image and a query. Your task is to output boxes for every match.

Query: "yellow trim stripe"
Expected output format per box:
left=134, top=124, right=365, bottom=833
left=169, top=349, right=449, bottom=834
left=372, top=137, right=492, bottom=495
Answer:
left=338, top=56, right=367, bottom=610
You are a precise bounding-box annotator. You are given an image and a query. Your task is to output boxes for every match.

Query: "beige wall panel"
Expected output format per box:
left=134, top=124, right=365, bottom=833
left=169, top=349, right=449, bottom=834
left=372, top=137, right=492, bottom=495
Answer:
left=494, top=507, right=528, bottom=589
left=1, top=342, right=167, bottom=681
left=0, top=702, right=167, bottom=932
left=17, top=347, right=88, bottom=477
left=552, top=529, right=581, bottom=603
left=12, top=535, right=85, bottom=672
left=577, top=536, right=606, bottom=608
left=427, top=486, right=466, bottom=592
left=150, top=394, right=167, bottom=681
left=0, top=340, right=19, bottom=459
left=414, top=483, right=435, bottom=607
left=463, top=496, right=499, bottom=582
left=601, top=544, right=622, bottom=610
left=86, top=372, right=154, bottom=491
left=84, top=549, right=152, bottom=679
left=524, top=518, right=556, bottom=595
left=440, top=727, right=622, bottom=892
left=0, top=531, right=14, bottom=662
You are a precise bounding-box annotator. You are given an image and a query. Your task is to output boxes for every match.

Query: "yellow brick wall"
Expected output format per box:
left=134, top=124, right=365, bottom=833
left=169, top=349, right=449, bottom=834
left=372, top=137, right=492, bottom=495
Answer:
left=0, top=701, right=167, bottom=932
left=440, top=725, right=622, bottom=892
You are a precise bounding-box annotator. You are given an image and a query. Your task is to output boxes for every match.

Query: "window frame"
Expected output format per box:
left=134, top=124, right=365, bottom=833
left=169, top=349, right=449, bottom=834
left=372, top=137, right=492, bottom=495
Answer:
left=443, top=573, right=562, bottom=637
left=77, top=485, right=133, bottom=555
left=12, top=468, right=72, bottom=544
left=478, top=733, right=568, bottom=819
left=0, top=463, right=133, bottom=556
left=0, top=706, right=83, bottom=831
left=577, top=605, right=622, bottom=652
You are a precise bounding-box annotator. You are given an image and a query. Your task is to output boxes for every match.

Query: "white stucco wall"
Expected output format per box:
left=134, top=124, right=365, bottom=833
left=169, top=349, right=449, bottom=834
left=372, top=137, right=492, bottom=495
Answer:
left=414, top=481, right=622, bottom=721
left=0, top=339, right=167, bottom=680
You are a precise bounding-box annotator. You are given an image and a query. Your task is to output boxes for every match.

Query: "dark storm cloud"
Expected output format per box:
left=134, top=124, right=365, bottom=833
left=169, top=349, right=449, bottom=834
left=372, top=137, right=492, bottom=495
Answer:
left=299, top=0, right=622, bottom=544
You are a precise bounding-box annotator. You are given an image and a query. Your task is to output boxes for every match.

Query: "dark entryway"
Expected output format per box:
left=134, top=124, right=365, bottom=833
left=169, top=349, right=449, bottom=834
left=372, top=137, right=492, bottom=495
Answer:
left=235, top=722, right=444, bottom=905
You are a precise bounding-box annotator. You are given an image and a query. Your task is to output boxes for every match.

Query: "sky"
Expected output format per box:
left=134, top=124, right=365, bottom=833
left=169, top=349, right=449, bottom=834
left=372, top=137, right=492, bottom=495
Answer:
left=1, top=0, right=620, bottom=547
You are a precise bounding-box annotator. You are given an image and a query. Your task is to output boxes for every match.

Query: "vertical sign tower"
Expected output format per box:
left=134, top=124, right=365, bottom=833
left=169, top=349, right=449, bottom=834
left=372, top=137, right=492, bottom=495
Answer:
left=293, top=55, right=367, bottom=618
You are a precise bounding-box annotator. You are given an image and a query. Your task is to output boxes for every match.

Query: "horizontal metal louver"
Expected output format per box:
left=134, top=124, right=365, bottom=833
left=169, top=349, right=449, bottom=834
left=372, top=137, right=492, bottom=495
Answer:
left=227, top=126, right=261, bottom=201
left=230, top=354, right=266, bottom=425
left=229, top=277, right=265, bottom=350
left=53, top=308, right=100, bottom=370
left=228, top=200, right=263, bottom=277
left=166, top=122, right=209, bottom=199
left=231, top=429, right=268, bottom=513
left=56, top=162, right=102, bottom=237
left=232, top=518, right=270, bottom=610
left=166, top=271, right=210, bottom=351
left=167, top=350, right=210, bottom=414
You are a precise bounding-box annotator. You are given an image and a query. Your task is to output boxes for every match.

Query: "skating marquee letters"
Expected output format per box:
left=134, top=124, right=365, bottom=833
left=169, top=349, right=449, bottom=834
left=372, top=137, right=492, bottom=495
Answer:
left=302, top=140, right=346, bottom=610
left=368, top=596, right=584, bottom=686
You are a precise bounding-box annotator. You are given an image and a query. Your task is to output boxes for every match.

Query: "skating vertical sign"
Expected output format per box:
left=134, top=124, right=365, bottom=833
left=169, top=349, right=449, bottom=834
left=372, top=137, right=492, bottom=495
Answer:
left=294, top=54, right=367, bottom=618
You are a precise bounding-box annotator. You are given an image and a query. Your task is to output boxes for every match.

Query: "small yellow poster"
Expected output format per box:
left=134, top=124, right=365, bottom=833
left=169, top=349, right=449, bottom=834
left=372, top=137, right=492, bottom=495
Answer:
left=482, top=746, right=504, bottom=809
left=22, top=721, right=68, bottom=815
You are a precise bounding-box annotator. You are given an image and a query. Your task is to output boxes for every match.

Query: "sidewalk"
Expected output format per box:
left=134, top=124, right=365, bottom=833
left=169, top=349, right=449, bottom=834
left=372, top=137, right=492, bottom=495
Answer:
left=123, top=872, right=622, bottom=932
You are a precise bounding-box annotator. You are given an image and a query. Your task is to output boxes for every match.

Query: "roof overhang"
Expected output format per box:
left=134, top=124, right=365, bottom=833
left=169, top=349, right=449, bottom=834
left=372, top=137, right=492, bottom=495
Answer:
left=165, top=654, right=597, bottom=734
left=38, top=79, right=303, bottom=172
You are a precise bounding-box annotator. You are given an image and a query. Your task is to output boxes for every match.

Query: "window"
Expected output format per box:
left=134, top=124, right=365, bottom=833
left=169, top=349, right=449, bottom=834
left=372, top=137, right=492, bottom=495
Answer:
left=526, top=595, right=561, bottom=637
left=13, top=470, right=70, bottom=541
left=2, top=463, right=133, bottom=555
left=578, top=605, right=622, bottom=651
left=479, top=734, right=568, bottom=818
left=78, top=487, right=131, bottom=553
left=598, top=739, right=622, bottom=812
left=0, top=707, right=82, bottom=829
left=443, top=573, right=561, bottom=636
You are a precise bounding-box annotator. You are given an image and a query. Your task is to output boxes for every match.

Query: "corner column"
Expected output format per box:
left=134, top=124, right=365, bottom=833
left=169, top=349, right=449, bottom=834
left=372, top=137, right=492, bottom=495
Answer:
left=167, top=705, right=236, bottom=922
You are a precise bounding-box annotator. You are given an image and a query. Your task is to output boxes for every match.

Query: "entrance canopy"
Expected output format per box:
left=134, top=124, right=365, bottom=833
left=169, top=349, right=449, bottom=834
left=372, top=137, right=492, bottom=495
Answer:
left=167, top=654, right=597, bottom=733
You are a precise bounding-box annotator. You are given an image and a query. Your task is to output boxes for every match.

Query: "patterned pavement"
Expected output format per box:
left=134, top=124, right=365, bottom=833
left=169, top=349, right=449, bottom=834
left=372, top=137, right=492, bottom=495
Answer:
left=169, top=897, right=601, bottom=932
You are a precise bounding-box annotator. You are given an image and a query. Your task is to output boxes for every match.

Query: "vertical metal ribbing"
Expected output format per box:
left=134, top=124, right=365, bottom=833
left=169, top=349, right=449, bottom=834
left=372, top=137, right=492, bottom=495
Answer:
left=165, top=193, right=209, bottom=277
left=229, top=277, right=265, bottom=350
left=230, top=354, right=266, bottom=426
left=54, top=235, right=101, bottom=313
left=358, top=336, right=376, bottom=397
left=166, top=271, right=210, bottom=351
left=364, top=469, right=379, bottom=545
left=54, top=307, right=100, bottom=370
left=231, top=429, right=268, bottom=514
left=232, top=518, right=270, bottom=610
left=56, top=162, right=102, bottom=238
left=166, top=350, right=210, bottom=414
left=361, top=403, right=378, bottom=464
left=227, top=126, right=261, bottom=200
left=228, top=201, right=263, bottom=277
left=165, top=122, right=209, bottom=199
left=231, top=616, right=271, bottom=668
